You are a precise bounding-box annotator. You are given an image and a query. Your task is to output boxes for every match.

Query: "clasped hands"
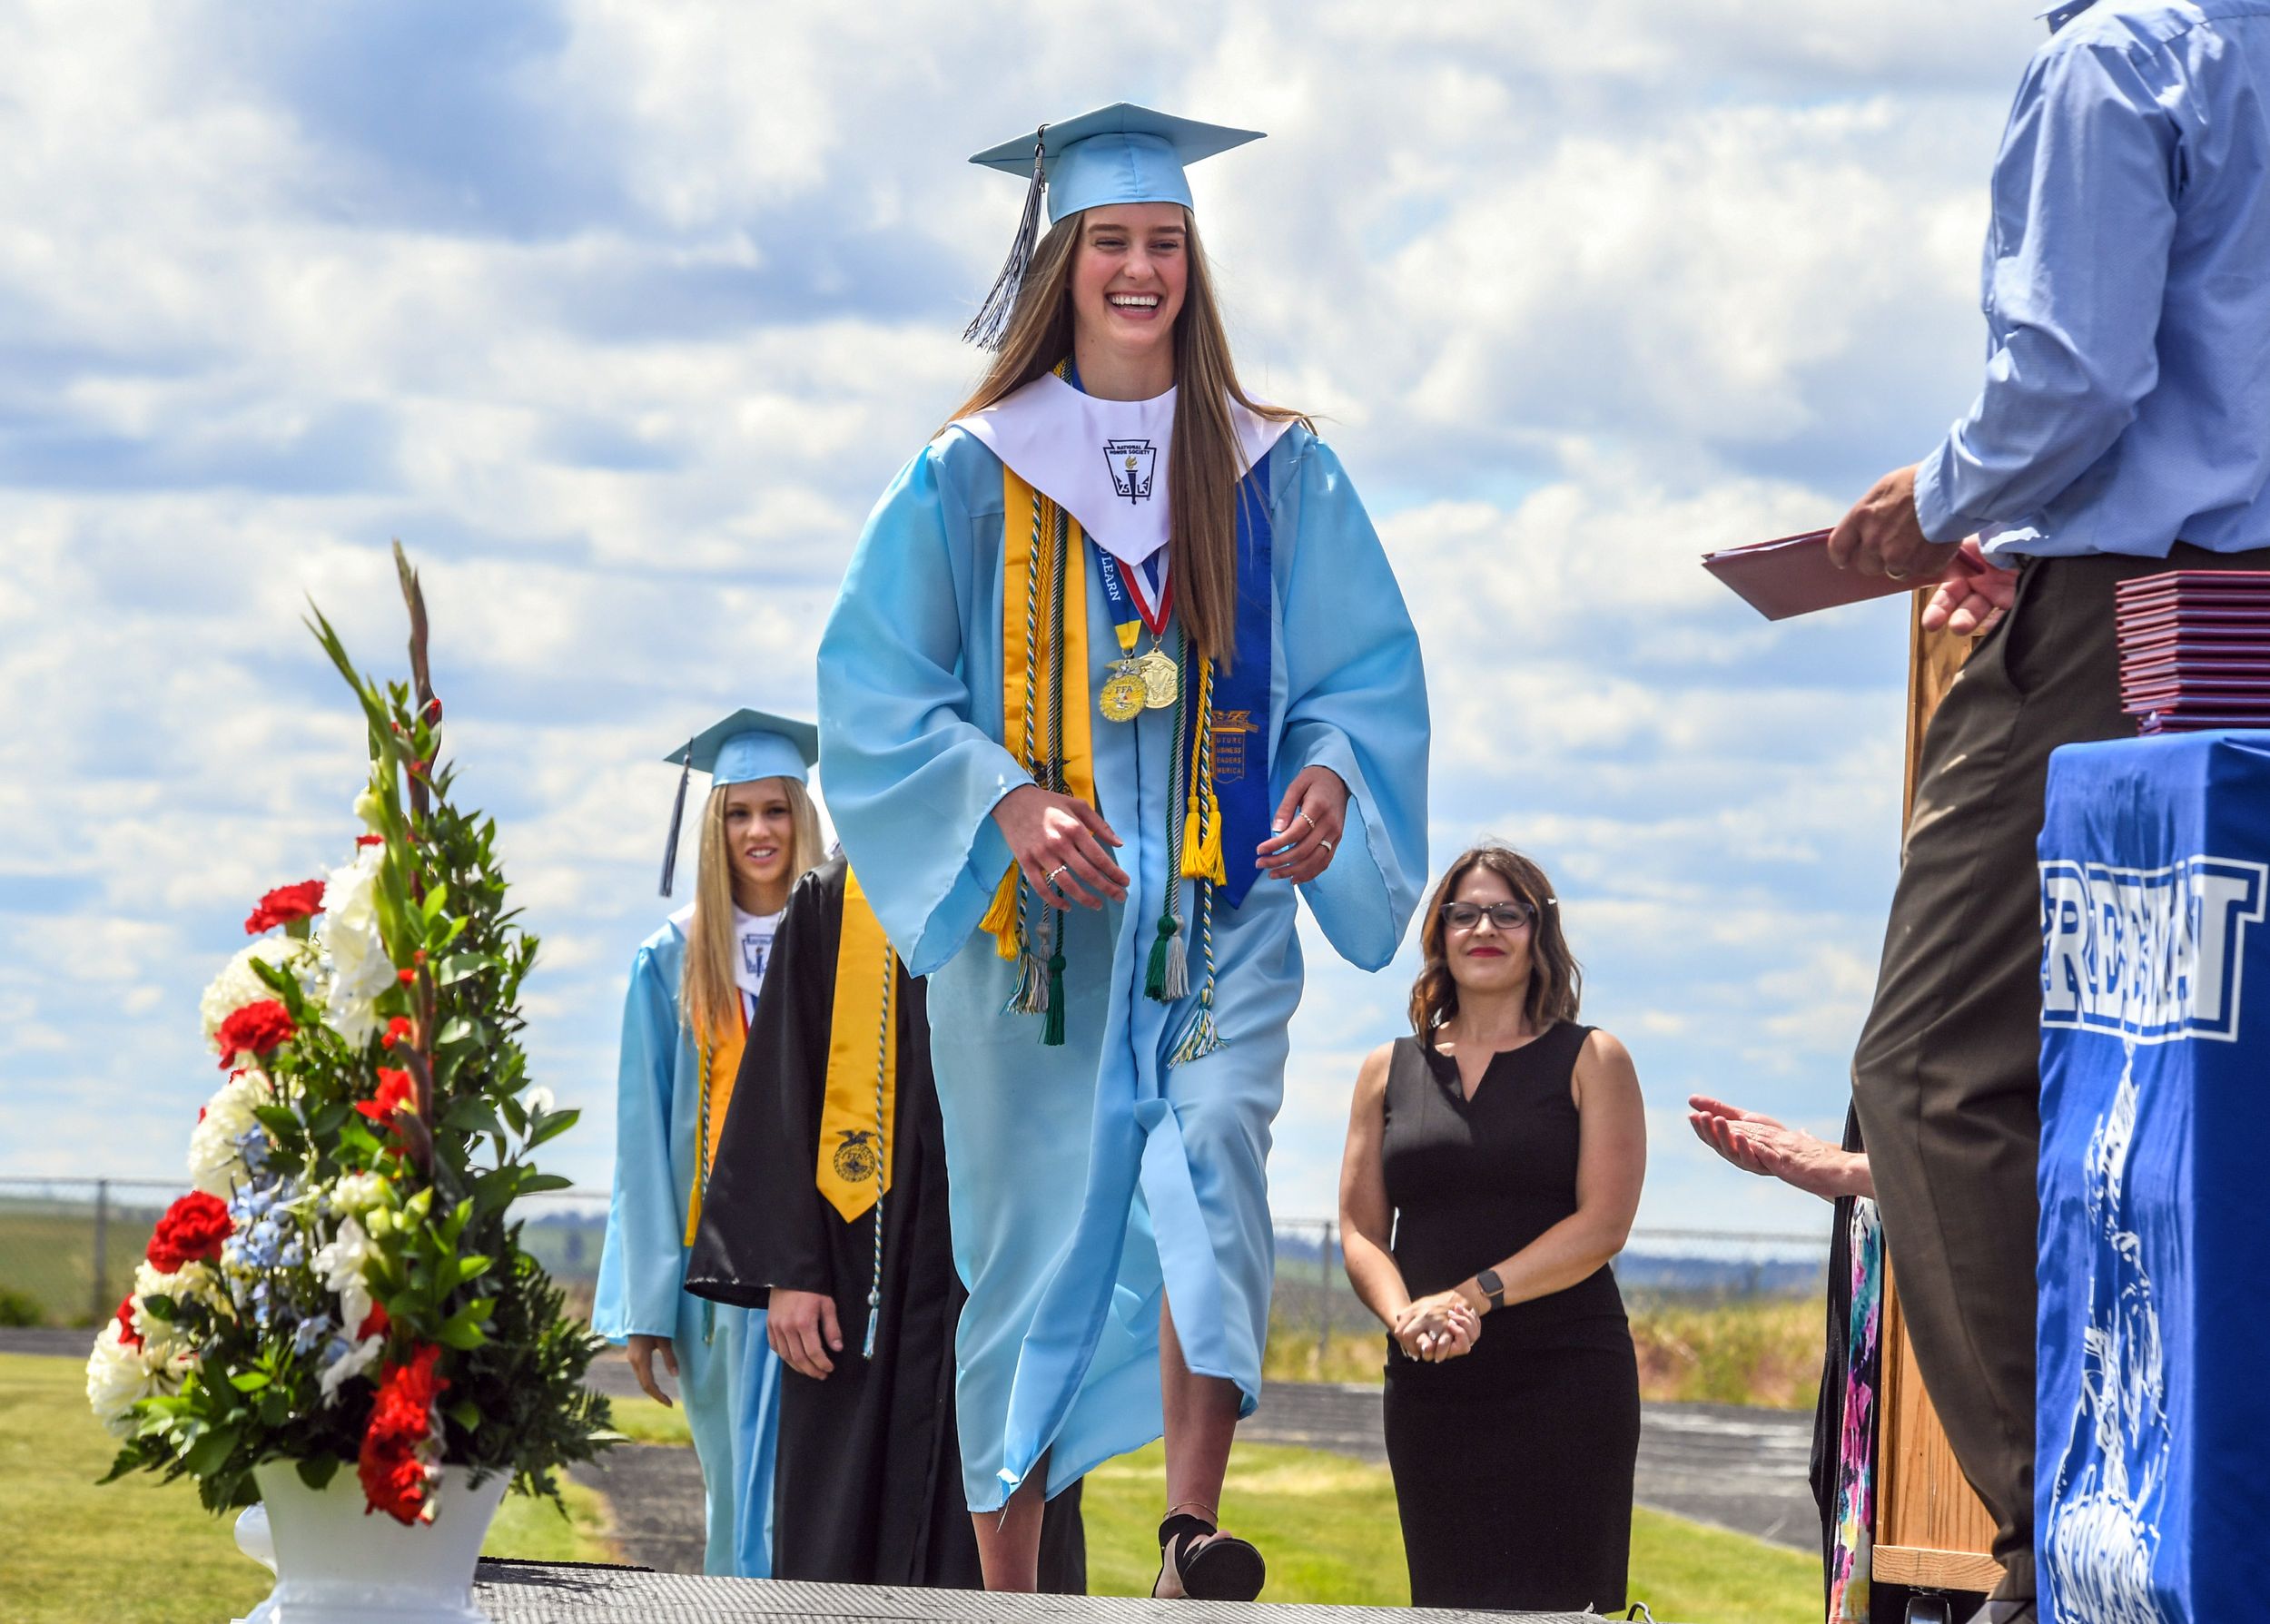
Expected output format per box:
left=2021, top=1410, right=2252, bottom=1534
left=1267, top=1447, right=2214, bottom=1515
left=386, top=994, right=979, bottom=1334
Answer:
left=991, top=765, right=1349, bottom=910
left=1830, top=464, right=2017, bottom=635
left=1392, top=1288, right=1482, bottom=1363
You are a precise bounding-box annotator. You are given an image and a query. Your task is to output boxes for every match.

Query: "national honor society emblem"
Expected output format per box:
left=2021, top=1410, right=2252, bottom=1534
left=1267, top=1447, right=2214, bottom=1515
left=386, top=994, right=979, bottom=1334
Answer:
left=832, top=1128, right=880, bottom=1185
left=1103, top=438, right=1157, bottom=504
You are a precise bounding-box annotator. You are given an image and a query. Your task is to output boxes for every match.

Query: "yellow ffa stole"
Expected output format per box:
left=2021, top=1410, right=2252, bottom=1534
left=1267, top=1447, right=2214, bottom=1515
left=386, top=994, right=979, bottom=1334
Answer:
left=816, top=869, right=897, bottom=1222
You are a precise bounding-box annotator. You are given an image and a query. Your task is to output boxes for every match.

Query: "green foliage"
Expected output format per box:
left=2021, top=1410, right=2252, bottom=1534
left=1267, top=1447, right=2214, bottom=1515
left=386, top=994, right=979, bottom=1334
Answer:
left=0, top=1284, right=44, bottom=1327
left=6, top=1353, right=613, bottom=1624
left=99, top=546, right=612, bottom=1514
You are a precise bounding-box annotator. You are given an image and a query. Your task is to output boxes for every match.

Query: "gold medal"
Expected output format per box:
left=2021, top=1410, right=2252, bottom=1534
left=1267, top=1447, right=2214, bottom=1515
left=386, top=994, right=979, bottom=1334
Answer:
left=1100, top=664, right=1149, bottom=722
left=1137, top=646, right=1179, bottom=709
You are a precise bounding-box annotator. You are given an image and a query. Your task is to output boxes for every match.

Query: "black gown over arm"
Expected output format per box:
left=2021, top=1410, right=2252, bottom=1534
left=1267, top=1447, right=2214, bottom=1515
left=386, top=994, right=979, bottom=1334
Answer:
left=685, top=858, right=1083, bottom=1590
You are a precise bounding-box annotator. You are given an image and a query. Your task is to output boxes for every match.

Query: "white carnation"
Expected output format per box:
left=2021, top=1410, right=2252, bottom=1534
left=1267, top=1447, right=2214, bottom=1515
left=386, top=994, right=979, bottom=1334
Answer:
left=198, top=938, right=320, bottom=1039
left=186, top=1070, right=273, bottom=1198
left=318, top=843, right=393, bottom=1047
left=314, top=1216, right=376, bottom=1337
left=85, top=1315, right=191, bottom=1437
left=133, top=1258, right=226, bottom=1332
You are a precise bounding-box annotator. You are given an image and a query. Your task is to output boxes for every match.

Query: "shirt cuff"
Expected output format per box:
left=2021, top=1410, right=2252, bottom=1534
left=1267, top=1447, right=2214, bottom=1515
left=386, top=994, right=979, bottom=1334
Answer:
left=1910, top=441, right=1969, bottom=546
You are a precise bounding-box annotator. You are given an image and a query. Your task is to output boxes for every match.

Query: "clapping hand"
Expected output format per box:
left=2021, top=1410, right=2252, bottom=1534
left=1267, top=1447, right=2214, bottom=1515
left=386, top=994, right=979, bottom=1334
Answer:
left=1392, top=1290, right=1481, bottom=1363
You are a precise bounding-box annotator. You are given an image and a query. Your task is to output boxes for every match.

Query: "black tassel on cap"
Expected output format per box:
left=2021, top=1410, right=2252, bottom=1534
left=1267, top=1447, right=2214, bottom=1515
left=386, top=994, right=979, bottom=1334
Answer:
left=963, top=124, right=1047, bottom=350
left=658, top=746, right=694, bottom=897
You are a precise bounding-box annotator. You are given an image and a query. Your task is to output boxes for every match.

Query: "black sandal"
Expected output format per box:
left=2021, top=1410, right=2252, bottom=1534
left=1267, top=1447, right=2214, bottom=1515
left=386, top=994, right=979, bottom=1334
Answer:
left=1154, top=1511, right=1266, bottom=1602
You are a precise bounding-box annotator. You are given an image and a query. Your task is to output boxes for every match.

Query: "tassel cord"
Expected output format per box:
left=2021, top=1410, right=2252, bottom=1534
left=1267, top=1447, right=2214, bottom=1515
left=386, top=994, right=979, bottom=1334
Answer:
left=863, top=944, right=895, bottom=1361
left=1040, top=497, right=1072, bottom=1045
left=964, top=124, right=1048, bottom=349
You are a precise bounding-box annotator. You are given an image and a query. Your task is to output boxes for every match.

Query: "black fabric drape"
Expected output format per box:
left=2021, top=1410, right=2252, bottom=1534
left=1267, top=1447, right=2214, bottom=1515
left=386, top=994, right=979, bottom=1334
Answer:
left=685, top=858, right=1083, bottom=1591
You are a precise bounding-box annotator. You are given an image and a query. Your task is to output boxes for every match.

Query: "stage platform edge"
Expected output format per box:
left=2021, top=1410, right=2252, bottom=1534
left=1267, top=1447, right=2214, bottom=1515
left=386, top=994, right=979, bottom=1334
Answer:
left=471, top=1559, right=1669, bottom=1622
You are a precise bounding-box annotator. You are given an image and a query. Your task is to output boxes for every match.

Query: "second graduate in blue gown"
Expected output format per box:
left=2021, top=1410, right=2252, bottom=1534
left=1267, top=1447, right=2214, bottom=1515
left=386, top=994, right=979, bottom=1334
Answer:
left=593, top=711, right=822, bottom=1575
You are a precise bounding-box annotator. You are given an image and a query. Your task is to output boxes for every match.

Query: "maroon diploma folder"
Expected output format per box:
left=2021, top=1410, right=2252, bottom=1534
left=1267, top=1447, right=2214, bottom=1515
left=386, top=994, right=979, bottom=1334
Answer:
left=1702, top=529, right=1946, bottom=621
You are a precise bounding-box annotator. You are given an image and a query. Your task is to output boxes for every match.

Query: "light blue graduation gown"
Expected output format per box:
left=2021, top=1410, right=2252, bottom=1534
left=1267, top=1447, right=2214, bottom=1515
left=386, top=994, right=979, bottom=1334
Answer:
left=593, top=915, right=783, bottom=1576
left=818, top=420, right=1427, bottom=1510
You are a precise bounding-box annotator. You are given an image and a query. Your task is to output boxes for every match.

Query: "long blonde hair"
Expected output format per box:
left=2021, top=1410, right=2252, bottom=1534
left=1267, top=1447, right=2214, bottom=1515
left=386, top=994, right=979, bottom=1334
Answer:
left=682, top=776, right=824, bottom=1039
left=948, top=207, right=1305, bottom=667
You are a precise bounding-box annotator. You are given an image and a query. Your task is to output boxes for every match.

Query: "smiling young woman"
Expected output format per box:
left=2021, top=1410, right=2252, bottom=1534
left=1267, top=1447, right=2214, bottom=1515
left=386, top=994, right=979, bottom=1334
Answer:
left=818, top=104, right=1431, bottom=1599
left=593, top=710, right=824, bottom=1580
left=1337, top=842, right=1647, bottom=1613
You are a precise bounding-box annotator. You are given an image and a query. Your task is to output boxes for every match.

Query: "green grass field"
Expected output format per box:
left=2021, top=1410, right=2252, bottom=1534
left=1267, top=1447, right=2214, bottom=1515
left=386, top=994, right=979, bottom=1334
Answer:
left=8, top=1343, right=1820, bottom=1622
left=0, top=1353, right=614, bottom=1624
left=0, top=1204, right=173, bottom=1327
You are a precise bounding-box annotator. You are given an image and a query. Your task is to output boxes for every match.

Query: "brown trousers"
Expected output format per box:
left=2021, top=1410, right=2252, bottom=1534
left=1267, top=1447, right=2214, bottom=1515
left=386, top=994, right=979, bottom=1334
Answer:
left=1851, top=542, right=2270, bottom=1602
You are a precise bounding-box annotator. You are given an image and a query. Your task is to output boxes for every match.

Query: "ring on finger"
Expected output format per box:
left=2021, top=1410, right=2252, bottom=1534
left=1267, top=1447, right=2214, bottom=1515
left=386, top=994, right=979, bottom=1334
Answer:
left=1295, top=809, right=1317, bottom=833
left=1319, top=837, right=1335, bottom=856
left=1044, top=864, right=1071, bottom=886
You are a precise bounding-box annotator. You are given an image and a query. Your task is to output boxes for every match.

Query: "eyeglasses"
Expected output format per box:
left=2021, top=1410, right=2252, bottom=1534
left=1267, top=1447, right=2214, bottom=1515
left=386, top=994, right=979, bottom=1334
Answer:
left=1440, top=901, right=1538, bottom=932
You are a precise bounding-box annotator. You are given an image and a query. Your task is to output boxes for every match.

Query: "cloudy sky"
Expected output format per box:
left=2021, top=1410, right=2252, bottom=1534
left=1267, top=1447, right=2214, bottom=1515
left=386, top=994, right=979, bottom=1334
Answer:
left=1, top=1, right=2048, bottom=1234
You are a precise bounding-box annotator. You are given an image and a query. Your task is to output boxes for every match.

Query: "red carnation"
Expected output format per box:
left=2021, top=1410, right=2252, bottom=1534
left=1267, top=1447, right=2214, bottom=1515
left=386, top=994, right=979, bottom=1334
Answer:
left=243, top=881, right=327, bottom=936
left=380, top=1017, right=412, bottom=1050
left=396, top=967, right=417, bottom=986
left=214, top=999, right=296, bottom=1069
left=355, top=834, right=384, bottom=849
left=356, top=1068, right=419, bottom=1127
left=114, top=1296, right=143, bottom=1350
left=358, top=1301, right=390, bottom=1341
left=146, top=1191, right=233, bottom=1271
left=358, top=1343, right=448, bottom=1524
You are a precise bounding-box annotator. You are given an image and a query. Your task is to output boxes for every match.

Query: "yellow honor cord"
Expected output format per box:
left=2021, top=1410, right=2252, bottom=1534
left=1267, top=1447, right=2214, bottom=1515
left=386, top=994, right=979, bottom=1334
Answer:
left=817, top=869, right=899, bottom=1222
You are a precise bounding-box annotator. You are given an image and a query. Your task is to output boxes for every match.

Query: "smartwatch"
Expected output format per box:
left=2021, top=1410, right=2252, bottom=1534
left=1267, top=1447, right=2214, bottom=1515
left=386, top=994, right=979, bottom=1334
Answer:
left=1475, top=1267, right=1505, bottom=1311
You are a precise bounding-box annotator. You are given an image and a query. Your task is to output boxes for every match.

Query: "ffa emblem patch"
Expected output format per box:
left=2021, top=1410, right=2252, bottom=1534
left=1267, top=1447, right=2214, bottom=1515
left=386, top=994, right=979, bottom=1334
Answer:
left=1103, top=438, right=1157, bottom=504
left=832, top=1129, right=880, bottom=1184
left=1210, top=709, right=1259, bottom=782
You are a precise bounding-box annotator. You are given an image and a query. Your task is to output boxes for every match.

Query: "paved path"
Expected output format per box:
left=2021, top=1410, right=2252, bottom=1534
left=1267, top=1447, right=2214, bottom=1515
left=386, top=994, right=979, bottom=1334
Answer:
left=1235, top=1382, right=1819, bottom=1554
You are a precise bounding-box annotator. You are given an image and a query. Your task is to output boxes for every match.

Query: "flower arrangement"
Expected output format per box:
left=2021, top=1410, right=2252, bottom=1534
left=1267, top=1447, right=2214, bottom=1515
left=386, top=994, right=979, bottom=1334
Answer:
left=90, top=545, right=611, bottom=1524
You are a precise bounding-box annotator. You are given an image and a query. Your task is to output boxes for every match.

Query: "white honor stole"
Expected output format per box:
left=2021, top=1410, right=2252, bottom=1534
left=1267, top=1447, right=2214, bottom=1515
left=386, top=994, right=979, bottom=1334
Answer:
left=956, top=373, right=1293, bottom=624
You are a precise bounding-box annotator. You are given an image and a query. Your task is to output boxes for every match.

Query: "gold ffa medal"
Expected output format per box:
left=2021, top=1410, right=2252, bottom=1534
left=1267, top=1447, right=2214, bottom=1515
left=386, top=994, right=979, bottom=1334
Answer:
left=1137, top=646, right=1179, bottom=709
left=1100, top=662, right=1149, bottom=722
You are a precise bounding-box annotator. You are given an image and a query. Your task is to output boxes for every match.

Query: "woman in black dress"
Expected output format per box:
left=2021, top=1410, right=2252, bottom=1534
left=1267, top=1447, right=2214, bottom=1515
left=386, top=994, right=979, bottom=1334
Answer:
left=1338, top=842, right=1647, bottom=1612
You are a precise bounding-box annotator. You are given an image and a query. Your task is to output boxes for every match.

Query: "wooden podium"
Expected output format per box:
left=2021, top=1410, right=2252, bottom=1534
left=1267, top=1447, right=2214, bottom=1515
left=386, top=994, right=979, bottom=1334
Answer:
left=1870, top=605, right=2005, bottom=1596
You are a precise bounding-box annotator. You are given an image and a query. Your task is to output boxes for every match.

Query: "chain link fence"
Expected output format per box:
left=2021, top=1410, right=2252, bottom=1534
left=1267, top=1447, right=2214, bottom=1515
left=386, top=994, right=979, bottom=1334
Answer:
left=5, top=1182, right=1828, bottom=1391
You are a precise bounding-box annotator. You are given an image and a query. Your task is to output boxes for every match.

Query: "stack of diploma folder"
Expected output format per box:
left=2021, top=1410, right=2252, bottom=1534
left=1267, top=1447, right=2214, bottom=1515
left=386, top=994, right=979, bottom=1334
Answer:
left=2117, top=570, right=2270, bottom=733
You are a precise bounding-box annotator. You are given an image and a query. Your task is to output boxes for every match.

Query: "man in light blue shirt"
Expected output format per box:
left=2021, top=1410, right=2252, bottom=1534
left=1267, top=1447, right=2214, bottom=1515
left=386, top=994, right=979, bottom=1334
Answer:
left=1824, top=5, right=2270, bottom=1620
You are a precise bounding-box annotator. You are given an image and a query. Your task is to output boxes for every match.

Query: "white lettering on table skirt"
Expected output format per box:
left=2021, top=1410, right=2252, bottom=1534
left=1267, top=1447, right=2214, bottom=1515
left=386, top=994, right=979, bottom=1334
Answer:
left=2038, top=856, right=2268, bottom=1042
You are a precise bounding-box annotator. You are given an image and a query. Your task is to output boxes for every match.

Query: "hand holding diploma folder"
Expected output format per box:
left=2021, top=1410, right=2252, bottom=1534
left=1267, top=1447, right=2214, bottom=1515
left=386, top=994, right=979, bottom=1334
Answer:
left=1702, top=528, right=1954, bottom=621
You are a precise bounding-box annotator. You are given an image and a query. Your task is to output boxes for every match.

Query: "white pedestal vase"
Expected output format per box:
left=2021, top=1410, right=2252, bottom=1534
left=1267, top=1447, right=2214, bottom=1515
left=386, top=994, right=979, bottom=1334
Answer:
left=232, top=1461, right=508, bottom=1624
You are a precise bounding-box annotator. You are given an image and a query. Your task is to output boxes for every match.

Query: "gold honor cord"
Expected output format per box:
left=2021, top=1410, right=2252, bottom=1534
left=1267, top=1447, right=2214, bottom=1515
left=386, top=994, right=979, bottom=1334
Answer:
left=980, top=468, right=1096, bottom=1048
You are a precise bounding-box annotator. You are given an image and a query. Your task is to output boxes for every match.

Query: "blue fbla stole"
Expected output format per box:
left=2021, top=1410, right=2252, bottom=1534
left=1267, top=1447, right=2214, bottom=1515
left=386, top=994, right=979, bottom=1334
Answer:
left=1214, top=458, right=1275, bottom=909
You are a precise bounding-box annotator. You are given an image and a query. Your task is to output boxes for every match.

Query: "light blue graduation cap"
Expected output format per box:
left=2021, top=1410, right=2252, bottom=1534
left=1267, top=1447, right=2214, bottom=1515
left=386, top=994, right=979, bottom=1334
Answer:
left=657, top=708, right=818, bottom=897
left=963, top=102, right=1265, bottom=349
